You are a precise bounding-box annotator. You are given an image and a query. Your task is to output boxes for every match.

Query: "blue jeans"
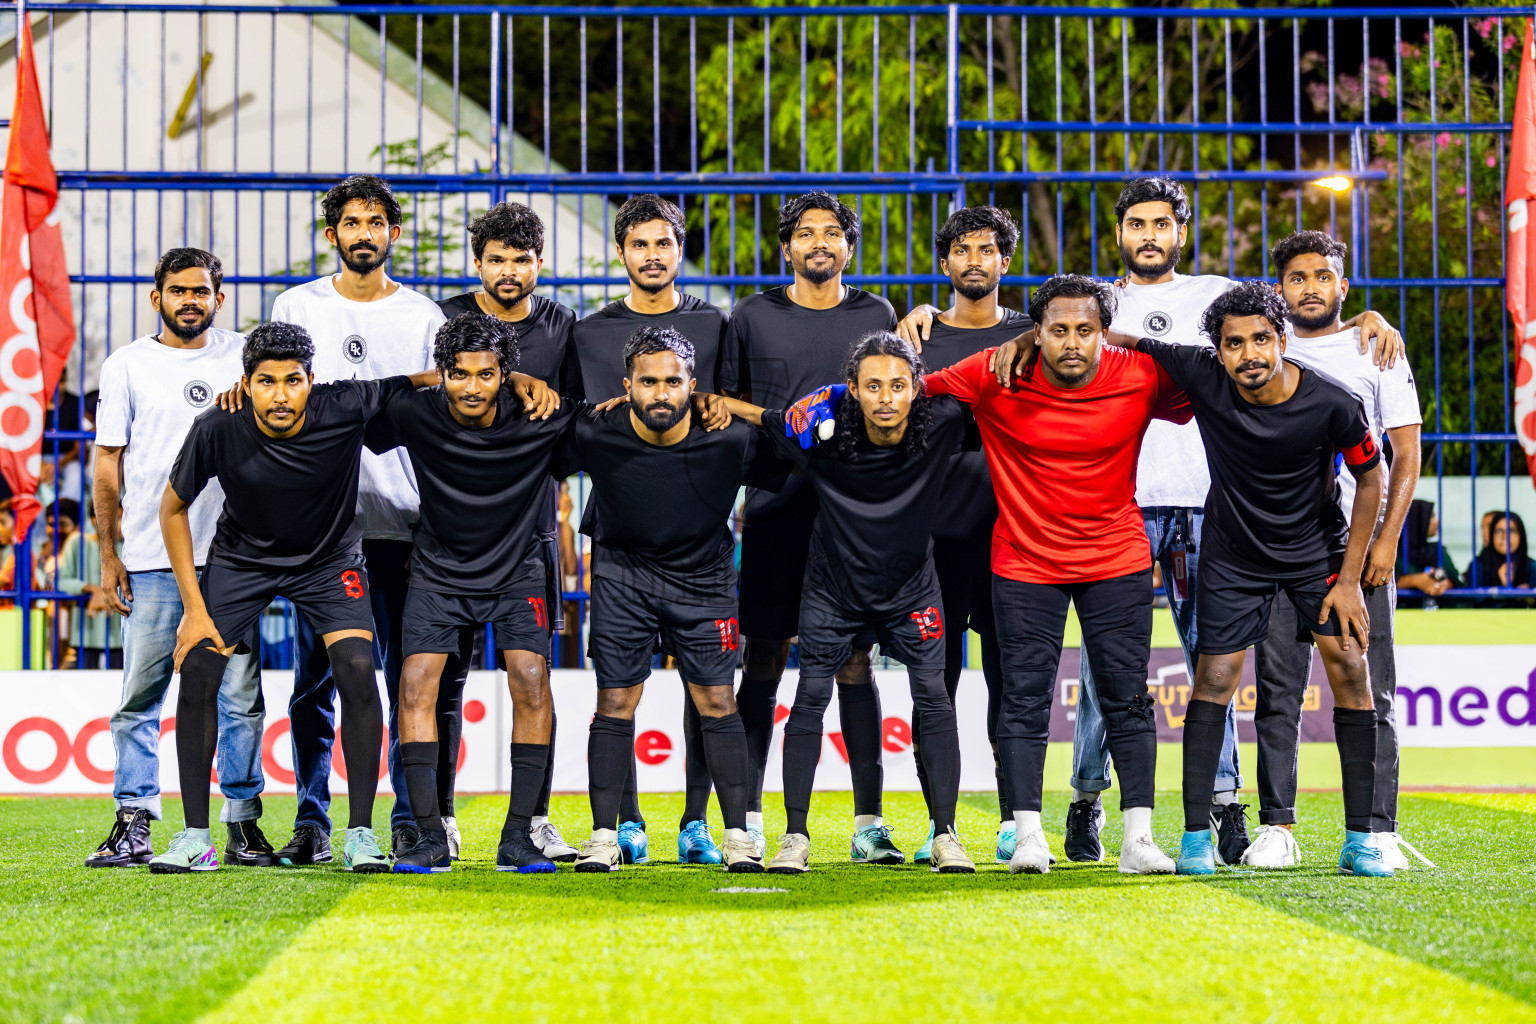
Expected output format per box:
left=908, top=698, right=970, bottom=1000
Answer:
left=110, top=570, right=265, bottom=822
left=1071, top=507, right=1243, bottom=794
left=289, top=540, right=406, bottom=831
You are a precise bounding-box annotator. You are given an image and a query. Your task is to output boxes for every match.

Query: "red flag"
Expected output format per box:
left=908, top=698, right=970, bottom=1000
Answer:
left=1507, top=19, right=1536, bottom=484
left=0, top=17, right=75, bottom=541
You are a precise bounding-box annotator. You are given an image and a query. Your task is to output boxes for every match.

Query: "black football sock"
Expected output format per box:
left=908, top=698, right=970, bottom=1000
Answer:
left=698, top=711, right=749, bottom=831
left=435, top=666, right=466, bottom=818
left=1334, top=707, right=1379, bottom=833
left=781, top=706, right=826, bottom=838
left=175, top=645, right=228, bottom=830
left=588, top=715, right=635, bottom=832
left=503, top=741, right=549, bottom=838
left=1181, top=699, right=1228, bottom=832
left=917, top=716, right=961, bottom=834
left=736, top=677, right=780, bottom=814
left=680, top=699, right=713, bottom=829
left=401, top=740, right=441, bottom=832
left=534, top=710, right=557, bottom=818
left=328, top=636, right=384, bottom=830
left=911, top=705, right=935, bottom=824
left=618, top=750, right=645, bottom=827
left=837, top=682, right=884, bottom=819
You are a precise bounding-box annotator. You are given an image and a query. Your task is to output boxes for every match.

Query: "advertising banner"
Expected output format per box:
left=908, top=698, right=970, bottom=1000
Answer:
left=1, top=650, right=1532, bottom=795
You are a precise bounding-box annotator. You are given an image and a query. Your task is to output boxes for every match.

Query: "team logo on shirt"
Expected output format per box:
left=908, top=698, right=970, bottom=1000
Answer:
left=183, top=380, right=213, bottom=408
left=344, top=335, right=368, bottom=364
left=1143, top=312, right=1172, bottom=337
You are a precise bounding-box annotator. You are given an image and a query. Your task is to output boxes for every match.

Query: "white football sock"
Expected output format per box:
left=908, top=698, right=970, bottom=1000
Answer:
left=854, top=814, right=882, bottom=830
left=1212, top=789, right=1237, bottom=807
left=531, top=815, right=549, bottom=827
left=745, top=811, right=763, bottom=829
left=1013, top=810, right=1043, bottom=837
left=1123, top=807, right=1152, bottom=844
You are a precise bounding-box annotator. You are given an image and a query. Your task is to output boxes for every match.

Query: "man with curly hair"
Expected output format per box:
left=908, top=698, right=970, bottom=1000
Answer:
left=1119, top=282, right=1392, bottom=878
left=437, top=201, right=582, bottom=863
left=717, top=191, right=902, bottom=865
left=363, top=312, right=565, bottom=874
left=714, top=331, right=972, bottom=874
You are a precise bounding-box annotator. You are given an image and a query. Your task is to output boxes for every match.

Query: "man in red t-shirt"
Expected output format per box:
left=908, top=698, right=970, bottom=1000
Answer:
left=923, top=274, right=1188, bottom=876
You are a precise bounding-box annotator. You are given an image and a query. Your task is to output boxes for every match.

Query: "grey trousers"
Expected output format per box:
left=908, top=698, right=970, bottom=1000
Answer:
left=1252, top=581, right=1398, bottom=829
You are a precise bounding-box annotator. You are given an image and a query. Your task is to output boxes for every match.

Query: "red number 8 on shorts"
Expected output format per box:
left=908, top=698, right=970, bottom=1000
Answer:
left=340, top=570, right=365, bottom=600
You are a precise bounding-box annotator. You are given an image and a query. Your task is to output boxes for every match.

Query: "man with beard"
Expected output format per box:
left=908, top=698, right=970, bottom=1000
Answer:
left=557, top=327, right=781, bottom=874
left=718, top=191, right=901, bottom=863
left=1130, top=284, right=1391, bottom=878
left=85, top=249, right=274, bottom=869
left=435, top=201, right=581, bottom=864
left=917, top=177, right=1402, bottom=867
left=439, top=202, right=572, bottom=390
left=891, top=206, right=1032, bottom=865
left=569, top=194, right=730, bottom=865
left=922, top=275, right=1187, bottom=875
left=267, top=175, right=450, bottom=867
left=1246, top=232, right=1426, bottom=871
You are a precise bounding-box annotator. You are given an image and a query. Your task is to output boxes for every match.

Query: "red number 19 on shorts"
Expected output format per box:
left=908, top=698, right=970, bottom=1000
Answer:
left=910, top=606, right=944, bottom=642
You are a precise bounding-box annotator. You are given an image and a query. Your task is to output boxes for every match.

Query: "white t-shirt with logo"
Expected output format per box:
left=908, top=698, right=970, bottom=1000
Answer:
left=1284, top=324, right=1422, bottom=513
left=1110, top=273, right=1237, bottom=508
left=269, top=276, right=444, bottom=542
left=94, top=330, right=246, bottom=572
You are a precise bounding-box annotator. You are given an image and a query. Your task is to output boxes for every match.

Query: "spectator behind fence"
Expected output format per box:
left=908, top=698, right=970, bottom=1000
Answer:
left=54, top=503, right=124, bottom=669
left=1395, top=499, right=1461, bottom=599
left=1467, top=511, right=1533, bottom=591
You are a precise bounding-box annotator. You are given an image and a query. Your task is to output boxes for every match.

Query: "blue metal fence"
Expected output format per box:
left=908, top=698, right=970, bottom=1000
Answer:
left=0, top=2, right=1527, bottom=668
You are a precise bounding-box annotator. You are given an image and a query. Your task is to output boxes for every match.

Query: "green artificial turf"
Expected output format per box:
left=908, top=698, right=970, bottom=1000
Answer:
left=1, top=791, right=1532, bottom=1023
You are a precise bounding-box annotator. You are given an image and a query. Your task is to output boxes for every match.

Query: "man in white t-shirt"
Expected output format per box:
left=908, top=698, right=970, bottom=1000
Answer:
left=1246, top=231, right=1427, bottom=871
left=84, top=249, right=273, bottom=869
left=267, top=175, right=447, bottom=867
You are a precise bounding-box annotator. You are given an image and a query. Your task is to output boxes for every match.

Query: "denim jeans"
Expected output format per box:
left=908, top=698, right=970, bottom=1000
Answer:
left=289, top=539, right=407, bottom=831
left=1071, top=507, right=1243, bottom=794
left=110, top=570, right=265, bottom=822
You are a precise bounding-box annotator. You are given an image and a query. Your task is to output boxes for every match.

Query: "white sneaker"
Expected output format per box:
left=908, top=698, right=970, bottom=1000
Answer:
left=722, top=828, right=765, bottom=874
left=531, top=820, right=580, bottom=863
left=1374, top=831, right=1435, bottom=870
left=1240, top=824, right=1300, bottom=869
left=1117, top=834, right=1175, bottom=875
left=930, top=829, right=976, bottom=874
left=442, top=816, right=461, bottom=861
left=574, top=830, right=622, bottom=873
left=766, top=833, right=811, bottom=874
left=1008, top=829, right=1052, bottom=874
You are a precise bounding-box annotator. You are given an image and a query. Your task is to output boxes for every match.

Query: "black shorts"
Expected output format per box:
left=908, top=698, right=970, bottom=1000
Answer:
left=1198, top=555, right=1343, bottom=655
left=796, top=583, right=948, bottom=676
left=201, top=550, right=374, bottom=652
left=588, top=574, right=739, bottom=689
left=933, top=532, right=995, bottom=638
left=737, top=484, right=817, bottom=642
left=402, top=586, right=551, bottom=659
